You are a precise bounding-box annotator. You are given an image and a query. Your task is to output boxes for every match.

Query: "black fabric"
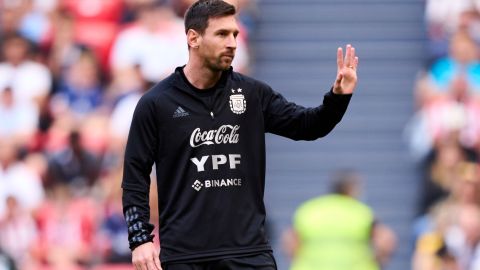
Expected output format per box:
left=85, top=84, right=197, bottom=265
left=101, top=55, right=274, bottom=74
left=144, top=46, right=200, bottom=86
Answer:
left=124, top=206, right=155, bottom=250
left=122, top=66, right=352, bottom=263
left=162, top=252, right=277, bottom=270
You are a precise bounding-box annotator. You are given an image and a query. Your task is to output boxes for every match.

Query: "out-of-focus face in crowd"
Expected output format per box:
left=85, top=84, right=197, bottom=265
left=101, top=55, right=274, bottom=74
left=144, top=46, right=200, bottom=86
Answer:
left=2, top=35, right=29, bottom=65
left=449, top=31, right=479, bottom=65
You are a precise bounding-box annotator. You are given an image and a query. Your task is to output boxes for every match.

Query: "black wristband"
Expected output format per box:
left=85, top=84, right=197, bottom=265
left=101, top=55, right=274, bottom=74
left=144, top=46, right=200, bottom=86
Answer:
left=129, top=234, right=155, bottom=250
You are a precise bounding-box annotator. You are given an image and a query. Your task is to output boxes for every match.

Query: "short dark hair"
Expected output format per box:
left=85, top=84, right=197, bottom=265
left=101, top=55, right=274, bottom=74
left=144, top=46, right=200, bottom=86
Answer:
left=184, top=0, right=236, bottom=35
left=2, top=32, right=29, bottom=47
left=331, top=169, right=360, bottom=196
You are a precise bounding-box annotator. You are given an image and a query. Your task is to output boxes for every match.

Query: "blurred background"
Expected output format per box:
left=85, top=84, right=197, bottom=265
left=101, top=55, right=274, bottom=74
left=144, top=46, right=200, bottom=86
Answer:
left=0, top=0, right=479, bottom=269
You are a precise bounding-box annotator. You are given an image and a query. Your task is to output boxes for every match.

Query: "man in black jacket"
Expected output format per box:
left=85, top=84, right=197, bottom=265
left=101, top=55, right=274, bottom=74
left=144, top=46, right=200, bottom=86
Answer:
left=122, top=0, right=359, bottom=269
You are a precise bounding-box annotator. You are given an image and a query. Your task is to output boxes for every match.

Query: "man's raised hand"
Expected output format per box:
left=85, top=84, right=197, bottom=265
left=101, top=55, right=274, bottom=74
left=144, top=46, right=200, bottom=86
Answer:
left=333, top=44, right=359, bottom=95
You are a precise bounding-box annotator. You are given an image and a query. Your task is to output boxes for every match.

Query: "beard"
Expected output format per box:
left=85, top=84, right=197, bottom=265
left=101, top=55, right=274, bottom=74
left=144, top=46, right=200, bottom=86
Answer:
left=204, top=53, right=235, bottom=72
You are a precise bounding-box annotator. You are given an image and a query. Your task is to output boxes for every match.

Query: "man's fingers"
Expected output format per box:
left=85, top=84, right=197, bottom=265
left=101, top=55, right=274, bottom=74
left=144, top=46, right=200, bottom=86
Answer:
left=350, top=46, right=356, bottom=67
left=344, top=44, right=352, bottom=67
left=335, top=72, right=343, bottom=87
left=134, top=262, right=147, bottom=270
left=337, top=72, right=343, bottom=82
left=337, top=47, right=343, bottom=71
left=153, top=252, right=162, bottom=270
left=147, top=259, right=158, bottom=270
left=132, top=260, right=142, bottom=270
left=136, top=259, right=156, bottom=270
left=133, top=255, right=153, bottom=270
left=355, top=56, right=359, bottom=69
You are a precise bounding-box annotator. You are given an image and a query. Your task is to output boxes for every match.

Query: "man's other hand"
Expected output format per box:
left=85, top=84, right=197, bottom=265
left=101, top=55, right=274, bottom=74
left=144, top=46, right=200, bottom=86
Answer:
left=132, top=242, right=162, bottom=270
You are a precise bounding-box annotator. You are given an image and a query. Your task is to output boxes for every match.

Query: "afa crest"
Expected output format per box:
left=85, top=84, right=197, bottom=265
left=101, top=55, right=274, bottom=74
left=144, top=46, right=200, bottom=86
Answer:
left=229, top=88, right=246, bottom=114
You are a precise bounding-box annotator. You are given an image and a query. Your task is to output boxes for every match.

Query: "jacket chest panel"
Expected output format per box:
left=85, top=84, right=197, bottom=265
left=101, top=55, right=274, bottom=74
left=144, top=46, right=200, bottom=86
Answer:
left=160, top=89, right=254, bottom=153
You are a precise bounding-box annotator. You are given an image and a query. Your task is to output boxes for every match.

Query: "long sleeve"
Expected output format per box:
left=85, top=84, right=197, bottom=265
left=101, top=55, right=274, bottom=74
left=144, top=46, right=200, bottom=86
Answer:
left=122, top=94, right=159, bottom=250
left=261, top=84, right=352, bottom=140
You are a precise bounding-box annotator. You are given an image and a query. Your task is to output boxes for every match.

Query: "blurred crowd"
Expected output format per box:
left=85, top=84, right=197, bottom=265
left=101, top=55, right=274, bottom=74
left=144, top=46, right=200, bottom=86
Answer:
left=407, top=1, right=480, bottom=269
left=0, top=0, right=256, bottom=269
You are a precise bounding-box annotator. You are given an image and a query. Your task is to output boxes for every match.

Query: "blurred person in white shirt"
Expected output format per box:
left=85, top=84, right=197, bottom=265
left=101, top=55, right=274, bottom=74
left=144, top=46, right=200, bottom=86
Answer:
left=0, top=137, right=44, bottom=219
left=0, top=34, right=51, bottom=107
left=0, top=195, right=38, bottom=269
left=0, top=87, right=38, bottom=147
left=110, top=1, right=188, bottom=84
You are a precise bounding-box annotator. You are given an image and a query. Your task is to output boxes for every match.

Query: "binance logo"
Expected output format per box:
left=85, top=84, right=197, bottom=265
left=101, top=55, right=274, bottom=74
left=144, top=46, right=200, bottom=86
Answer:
left=192, top=180, right=203, bottom=191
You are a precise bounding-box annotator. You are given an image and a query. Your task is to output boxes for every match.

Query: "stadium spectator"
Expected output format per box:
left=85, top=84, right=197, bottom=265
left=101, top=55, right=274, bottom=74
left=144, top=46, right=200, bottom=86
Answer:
left=77, top=113, right=111, bottom=155
left=32, top=181, right=98, bottom=269
left=105, top=63, right=146, bottom=105
left=46, top=11, right=87, bottom=85
left=16, top=0, right=53, bottom=45
left=0, top=195, right=38, bottom=269
left=0, top=137, right=44, bottom=219
left=0, top=86, right=38, bottom=147
left=0, top=33, right=52, bottom=108
left=60, top=0, right=123, bottom=70
left=45, top=130, right=101, bottom=193
left=413, top=162, right=480, bottom=270
left=417, top=135, right=472, bottom=214
left=416, top=31, right=480, bottom=106
left=120, top=0, right=157, bottom=24
left=50, top=48, right=104, bottom=119
left=282, top=170, right=397, bottom=270
left=413, top=205, right=480, bottom=270
left=109, top=1, right=187, bottom=84
left=425, top=0, right=480, bottom=63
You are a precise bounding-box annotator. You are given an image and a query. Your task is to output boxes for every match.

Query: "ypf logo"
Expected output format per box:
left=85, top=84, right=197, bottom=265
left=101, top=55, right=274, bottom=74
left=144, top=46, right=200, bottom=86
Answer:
left=192, top=180, right=203, bottom=191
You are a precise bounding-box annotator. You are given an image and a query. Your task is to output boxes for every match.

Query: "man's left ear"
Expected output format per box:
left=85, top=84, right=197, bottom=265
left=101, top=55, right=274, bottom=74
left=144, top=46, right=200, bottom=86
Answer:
left=187, top=29, right=201, bottom=49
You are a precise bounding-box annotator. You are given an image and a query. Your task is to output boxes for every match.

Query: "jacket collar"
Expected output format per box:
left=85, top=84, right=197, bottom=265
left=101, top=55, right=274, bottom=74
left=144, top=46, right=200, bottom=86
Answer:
left=172, top=66, right=232, bottom=93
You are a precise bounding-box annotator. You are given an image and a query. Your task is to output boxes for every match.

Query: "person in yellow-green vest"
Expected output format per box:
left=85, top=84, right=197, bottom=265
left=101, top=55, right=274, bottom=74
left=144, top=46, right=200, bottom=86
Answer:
left=282, top=170, right=397, bottom=270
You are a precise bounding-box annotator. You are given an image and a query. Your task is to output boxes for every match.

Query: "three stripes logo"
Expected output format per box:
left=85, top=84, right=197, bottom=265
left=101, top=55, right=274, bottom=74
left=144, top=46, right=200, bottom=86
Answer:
left=173, top=106, right=189, bottom=118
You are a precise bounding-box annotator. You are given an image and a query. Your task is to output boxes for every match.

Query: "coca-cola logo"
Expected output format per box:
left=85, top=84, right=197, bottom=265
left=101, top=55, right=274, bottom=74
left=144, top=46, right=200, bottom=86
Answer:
left=190, top=125, right=240, bottom=148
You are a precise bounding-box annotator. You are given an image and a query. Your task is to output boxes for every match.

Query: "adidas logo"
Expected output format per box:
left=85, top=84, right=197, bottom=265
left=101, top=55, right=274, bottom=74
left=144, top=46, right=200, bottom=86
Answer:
left=173, top=106, right=189, bottom=118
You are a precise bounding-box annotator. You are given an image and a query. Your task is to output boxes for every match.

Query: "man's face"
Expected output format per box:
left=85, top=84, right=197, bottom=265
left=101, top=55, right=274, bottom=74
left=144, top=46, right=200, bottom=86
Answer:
left=3, top=38, right=28, bottom=65
left=198, top=15, right=239, bottom=71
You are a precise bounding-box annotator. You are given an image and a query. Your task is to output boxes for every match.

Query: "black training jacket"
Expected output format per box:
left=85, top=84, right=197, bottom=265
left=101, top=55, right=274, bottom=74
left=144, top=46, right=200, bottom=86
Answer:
left=122, top=67, right=352, bottom=263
